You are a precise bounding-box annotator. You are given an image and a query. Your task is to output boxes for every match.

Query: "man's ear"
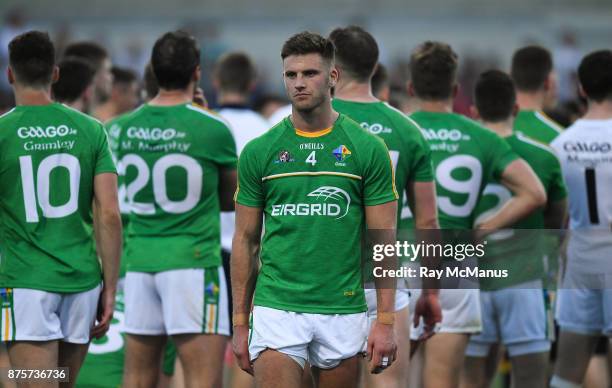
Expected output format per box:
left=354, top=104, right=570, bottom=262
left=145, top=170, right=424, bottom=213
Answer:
left=407, top=81, right=415, bottom=97
left=7, top=67, right=15, bottom=85
left=578, top=83, right=587, bottom=99
left=193, top=65, right=201, bottom=83
left=452, top=83, right=459, bottom=98
left=470, top=105, right=480, bottom=120
left=511, top=103, right=519, bottom=118
left=329, top=66, right=339, bottom=88
left=51, top=66, right=59, bottom=84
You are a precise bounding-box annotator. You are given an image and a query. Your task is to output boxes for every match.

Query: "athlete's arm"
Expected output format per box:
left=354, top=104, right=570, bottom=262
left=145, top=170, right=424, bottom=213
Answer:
left=365, top=200, right=398, bottom=373
left=218, top=168, right=237, bottom=211
left=406, top=180, right=442, bottom=340
left=544, top=198, right=568, bottom=229
left=91, top=172, right=123, bottom=339
left=231, top=203, right=262, bottom=375
left=477, top=159, right=547, bottom=230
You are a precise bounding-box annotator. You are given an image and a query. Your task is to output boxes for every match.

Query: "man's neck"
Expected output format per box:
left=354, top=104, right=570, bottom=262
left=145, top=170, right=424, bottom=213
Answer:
left=334, top=79, right=377, bottom=103
left=217, top=92, right=248, bottom=107
left=14, top=86, right=53, bottom=106
left=481, top=120, right=514, bottom=137
left=291, top=100, right=338, bottom=132
left=93, top=101, right=117, bottom=121
left=149, top=87, right=193, bottom=106
left=67, top=99, right=87, bottom=113
left=418, top=98, right=453, bottom=113
left=516, top=92, right=545, bottom=111
left=583, top=99, right=612, bottom=120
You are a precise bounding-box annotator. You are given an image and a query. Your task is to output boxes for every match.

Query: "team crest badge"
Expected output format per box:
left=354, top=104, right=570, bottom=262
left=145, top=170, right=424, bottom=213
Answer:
left=332, top=145, right=352, bottom=162
left=275, top=150, right=295, bottom=163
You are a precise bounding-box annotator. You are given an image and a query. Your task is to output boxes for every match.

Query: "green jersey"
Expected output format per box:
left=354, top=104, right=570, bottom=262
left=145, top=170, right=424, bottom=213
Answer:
left=115, top=103, right=237, bottom=272
left=332, top=99, right=433, bottom=228
left=513, top=110, right=563, bottom=145
left=105, top=113, right=132, bottom=278
left=77, top=292, right=125, bottom=388
left=475, top=133, right=567, bottom=290
left=409, top=111, right=518, bottom=229
left=236, top=114, right=397, bottom=314
left=0, top=103, right=116, bottom=292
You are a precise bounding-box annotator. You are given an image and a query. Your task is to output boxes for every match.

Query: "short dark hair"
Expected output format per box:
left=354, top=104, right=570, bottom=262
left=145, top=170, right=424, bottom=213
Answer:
left=409, top=41, right=458, bottom=101
left=52, top=57, right=95, bottom=103
left=510, top=46, right=553, bottom=92
left=143, top=63, right=159, bottom=99
left=371, top=63, right=388, bottom=96
left=151, top=31, right=200, bottom=90
left=578, top=50, right=612, bottom=102
left=475, top=70, right=516, bottom=122
left=328, top=26, right=378, bottom=82
left=214, top=52, right=256, bottom=94
left=64, top=42, right=108, bottom=72
left=281, top=31, right=335, bottom=64
left=111, top=66, right=137, bottom=86
left=8, top=31, right=55, bottom=87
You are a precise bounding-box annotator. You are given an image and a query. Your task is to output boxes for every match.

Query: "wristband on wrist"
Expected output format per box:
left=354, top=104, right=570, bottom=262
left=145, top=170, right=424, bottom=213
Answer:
left=377, top=312, right=395, bottom=325
left=232, top=313, right=250, bottom=327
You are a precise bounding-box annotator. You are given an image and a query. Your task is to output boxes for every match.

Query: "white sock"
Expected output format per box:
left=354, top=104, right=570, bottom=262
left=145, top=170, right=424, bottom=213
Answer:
left=550, top=375, right=581, bottom=388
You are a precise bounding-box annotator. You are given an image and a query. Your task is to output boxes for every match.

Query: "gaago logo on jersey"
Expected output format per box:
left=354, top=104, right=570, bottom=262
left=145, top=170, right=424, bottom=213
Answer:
left=360, top=122, right=392, bottom=135
left=271, top=186, right=351, bottom=219
left=17, top=125, right=77, bottom=139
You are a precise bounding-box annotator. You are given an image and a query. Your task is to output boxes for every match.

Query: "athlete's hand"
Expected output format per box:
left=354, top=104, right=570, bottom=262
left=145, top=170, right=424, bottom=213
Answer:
left=233, top=325, right=254, bottom=375
left=367, top=321, right=397, bottom=374
left=413, top=291, right=442, bottom=341
left=91, top=286, right=115, bottom=339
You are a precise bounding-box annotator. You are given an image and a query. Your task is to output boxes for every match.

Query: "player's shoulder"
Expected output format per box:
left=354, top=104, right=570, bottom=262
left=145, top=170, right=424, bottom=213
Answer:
left=533, top=110, right=564, bottom=134
left=183, top=103, right=231, bottom=128
left=513, top=132, right=560, bottom=165
left=55, top=104, right=107, bottom=139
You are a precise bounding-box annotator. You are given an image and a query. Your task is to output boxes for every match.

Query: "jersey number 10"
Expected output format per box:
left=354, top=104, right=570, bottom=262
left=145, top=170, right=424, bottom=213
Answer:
left=19, top=154, right=80, bottom=223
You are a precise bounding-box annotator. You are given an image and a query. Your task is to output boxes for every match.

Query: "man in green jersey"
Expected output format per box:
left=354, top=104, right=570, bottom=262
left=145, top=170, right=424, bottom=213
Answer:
left=462, top=70, right=568, bottom=388
left=231, top=31, right=398, bottom=388
left=117, top=31, right=237, bottom=388
left=407, top=41, right=546, bottom=388
left=328, top=25, right=441, bottom=388
left=511, top=46, right=564, bottom=144
left=0, top=31, right=122, bottom=385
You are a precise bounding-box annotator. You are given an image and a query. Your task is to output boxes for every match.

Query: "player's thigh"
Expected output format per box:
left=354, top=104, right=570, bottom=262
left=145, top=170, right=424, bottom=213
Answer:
left=253, top=349, right=303, bottom=388
left=156, top=266, right=230, bottom=337
left=461, top=356, right=490, bottom=388
left=423, top=333, right=470, bottom=388
left=510, top=352, right=549, bottom=388
left=7, top=340, right=58, bottom=369
left=311, top=355, right=361, bottom=388
left=57, top=342, right=89, bottom=386
left=554, top=330, right=600, bottom=383
left=172, top=333, right=227, bottom=372
left=123, top=334, right=167, bottom=370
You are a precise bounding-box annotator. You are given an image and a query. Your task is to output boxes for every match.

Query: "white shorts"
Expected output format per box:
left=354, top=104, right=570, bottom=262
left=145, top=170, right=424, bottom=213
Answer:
left=409, top=288, right=481, bottom=340
left=556, top=288, right=612, bottom=336
left=466, top=280, right=552, bottom=357
left=365, top=289, right=410, bottom=316
left=249, top=306, right=368, bottom=369
left=0, top=285, right=101, bottom=344
left=124, top=267, right=230, bottom=336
